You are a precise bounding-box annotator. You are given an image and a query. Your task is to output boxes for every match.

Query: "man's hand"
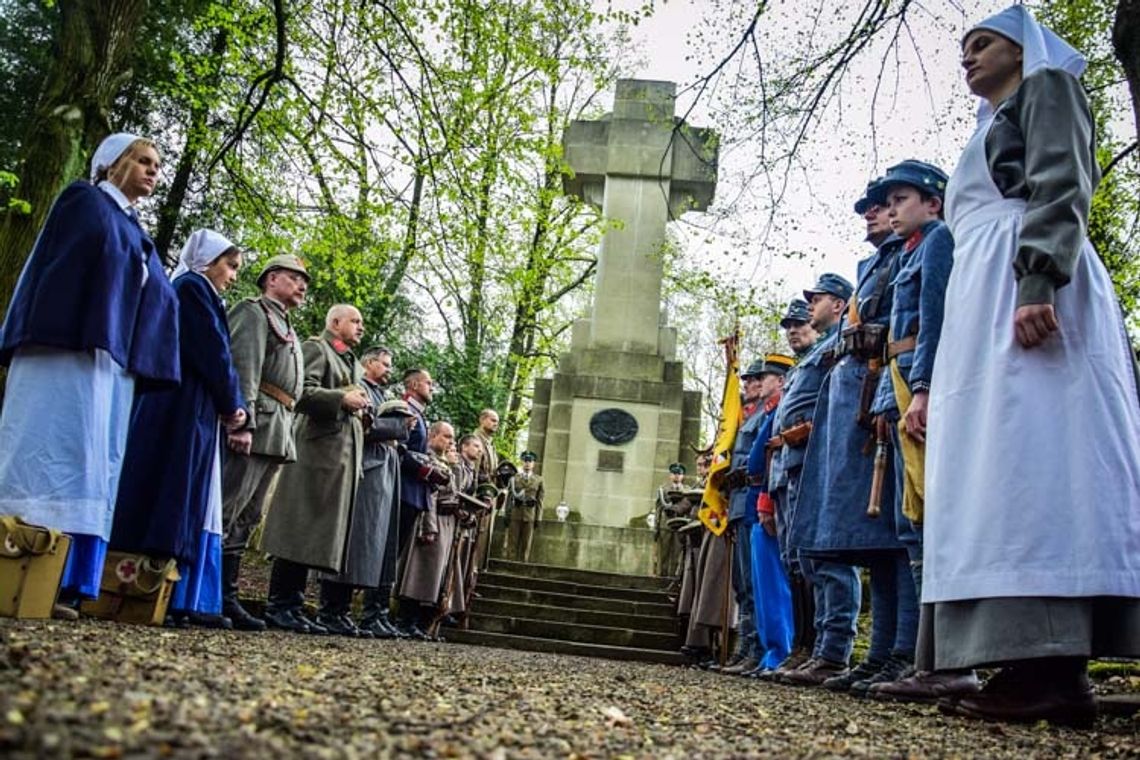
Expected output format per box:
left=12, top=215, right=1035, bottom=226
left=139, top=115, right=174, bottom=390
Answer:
left=222, top=408, right=247, bottom=432
left=227, top=429, right=253, bottom=455
left=419, top=532, right=438, bottom=545
left=341, top=388, right=369, bottom=412
left=904, top=391, right=929, bottom=443
left=1014, top=304, right=1059, bottom=348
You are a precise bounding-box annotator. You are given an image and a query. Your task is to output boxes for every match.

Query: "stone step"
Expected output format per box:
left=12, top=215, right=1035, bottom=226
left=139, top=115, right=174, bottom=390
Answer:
left=475, top=584, right=675, bottom=617
left=466, top=612, right=681, bottom=651
left=474, top=598, right=678, bottom=633
left=478, top=573, right=673, bottom=605
left=486, top=559, right=671, bottom=591
left=445, top=628, right=685, bottom=666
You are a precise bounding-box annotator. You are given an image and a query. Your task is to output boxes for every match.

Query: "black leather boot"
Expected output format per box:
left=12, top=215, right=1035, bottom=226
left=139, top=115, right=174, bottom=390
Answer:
left=221, top=553, right=266, bottom=632
left=266, top=558, right=316, bottom=634
left=317, top=581, right=364, bottom=637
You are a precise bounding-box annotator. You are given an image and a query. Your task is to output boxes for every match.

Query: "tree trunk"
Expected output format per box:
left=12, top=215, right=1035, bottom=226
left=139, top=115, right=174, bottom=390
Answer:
left=0, top=0, right=148, bottom=314
left=376, top=163, right=425, bottom=327
left=1114, top=0, right=1140, bottom=139
left=153, top=27, right=228, bottom=268
left=462, top=150, right=499, bottom=372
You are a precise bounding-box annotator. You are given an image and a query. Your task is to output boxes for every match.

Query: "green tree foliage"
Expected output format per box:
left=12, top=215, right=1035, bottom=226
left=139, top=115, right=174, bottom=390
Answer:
left=0, top=0, right=634, bottom=444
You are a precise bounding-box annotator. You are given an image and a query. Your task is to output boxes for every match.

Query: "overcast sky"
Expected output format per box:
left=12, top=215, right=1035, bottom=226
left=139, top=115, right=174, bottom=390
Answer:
left=603, top=0, right=1017, bottom=303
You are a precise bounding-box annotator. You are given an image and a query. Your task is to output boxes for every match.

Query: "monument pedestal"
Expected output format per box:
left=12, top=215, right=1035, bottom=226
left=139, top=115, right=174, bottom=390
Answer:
left=527, top=319, right=702, bottom=527
left=491, top=515, right=658, bottom=575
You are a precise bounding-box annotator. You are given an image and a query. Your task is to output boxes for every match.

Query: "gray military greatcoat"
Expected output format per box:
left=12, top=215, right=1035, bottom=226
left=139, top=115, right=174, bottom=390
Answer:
left=260, top=331, right=364, bottom=573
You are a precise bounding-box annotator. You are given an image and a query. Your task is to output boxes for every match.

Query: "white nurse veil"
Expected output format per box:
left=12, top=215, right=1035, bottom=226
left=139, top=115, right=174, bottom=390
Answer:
left=171, top=229, right=237, bottom=282
left=89, top=133, right=143, bottom=181
left=966, top=5, right=1087, bottom=123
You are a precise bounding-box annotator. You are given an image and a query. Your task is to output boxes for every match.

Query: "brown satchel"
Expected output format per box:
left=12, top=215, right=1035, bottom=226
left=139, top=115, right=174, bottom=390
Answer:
left=0, top=516, right=71, bottom=619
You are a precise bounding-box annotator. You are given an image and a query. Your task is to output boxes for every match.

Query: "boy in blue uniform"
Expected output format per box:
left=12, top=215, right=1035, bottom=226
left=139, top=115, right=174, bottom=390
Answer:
left=864, top=161, right=982, bottom=702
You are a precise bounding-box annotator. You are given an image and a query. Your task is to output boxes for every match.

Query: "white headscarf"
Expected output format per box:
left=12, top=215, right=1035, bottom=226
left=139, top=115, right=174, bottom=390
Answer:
left=966, top=5, right=1086, bottom=122
left=171, top=229, right=237, bottom=282
left=90, top=133, right=143, bottom=181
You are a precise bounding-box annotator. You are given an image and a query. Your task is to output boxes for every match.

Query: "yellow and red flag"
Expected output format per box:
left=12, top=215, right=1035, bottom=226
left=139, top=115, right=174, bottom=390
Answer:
left=699, top=332, right=742, bottom=536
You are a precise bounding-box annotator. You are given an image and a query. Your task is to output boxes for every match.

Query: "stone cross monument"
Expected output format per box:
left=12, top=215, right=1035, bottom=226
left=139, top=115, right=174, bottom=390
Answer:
left=526, top=79, right=718, bottom=530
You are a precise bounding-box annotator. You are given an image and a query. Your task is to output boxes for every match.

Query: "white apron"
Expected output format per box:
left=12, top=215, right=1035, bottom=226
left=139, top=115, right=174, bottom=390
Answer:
left=923, top=113, right=1140, bottom=603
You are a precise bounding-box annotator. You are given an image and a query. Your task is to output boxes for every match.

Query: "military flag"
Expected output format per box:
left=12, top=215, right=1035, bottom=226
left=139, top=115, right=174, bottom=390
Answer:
left=699, top=331, right=742, bottom=536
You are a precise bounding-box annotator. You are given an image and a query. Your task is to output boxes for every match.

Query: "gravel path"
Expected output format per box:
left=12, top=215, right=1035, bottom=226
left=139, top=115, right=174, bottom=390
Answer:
left=1, top=619, right=1136, bottom=759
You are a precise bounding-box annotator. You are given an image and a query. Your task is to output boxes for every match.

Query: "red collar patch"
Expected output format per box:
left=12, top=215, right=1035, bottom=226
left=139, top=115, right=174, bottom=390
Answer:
left=330, top=338, right=349, bottom=354
left=905, top=229, right=925, bottom=252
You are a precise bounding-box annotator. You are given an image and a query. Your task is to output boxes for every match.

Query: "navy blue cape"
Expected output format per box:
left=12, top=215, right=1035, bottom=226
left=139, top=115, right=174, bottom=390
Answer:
left=111, top=273, right=245, bottom=564
left=0, top=181, right=179, bottom=390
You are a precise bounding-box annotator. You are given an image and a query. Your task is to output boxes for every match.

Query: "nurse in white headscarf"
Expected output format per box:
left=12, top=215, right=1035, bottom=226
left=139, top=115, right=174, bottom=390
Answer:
left=110, top=229, right=248, bottom=627
left=0, top=133, right=180, bottom=615
left=918, top=5, right=1140, bottom=728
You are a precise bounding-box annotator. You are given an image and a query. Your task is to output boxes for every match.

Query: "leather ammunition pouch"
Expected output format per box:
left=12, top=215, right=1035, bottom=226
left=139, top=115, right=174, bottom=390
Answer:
left=856, top=365, right=884, bottom=431
left=723, top=468, right=747, bottom=491
left=840, top=323, right=887, bottom=362
left=781, top=420, right=813, bottom=448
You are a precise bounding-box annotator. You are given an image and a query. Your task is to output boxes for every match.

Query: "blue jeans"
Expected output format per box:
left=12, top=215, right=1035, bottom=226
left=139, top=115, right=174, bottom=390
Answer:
left=866, top=551, right=919, bottom=663
left=730, top=520, right=760, bottom=658
left=802, top=557, right=861, bottom=664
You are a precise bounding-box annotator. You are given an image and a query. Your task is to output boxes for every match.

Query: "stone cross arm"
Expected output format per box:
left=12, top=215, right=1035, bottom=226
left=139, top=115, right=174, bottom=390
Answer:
left=561, top=79, right=719, bottom=214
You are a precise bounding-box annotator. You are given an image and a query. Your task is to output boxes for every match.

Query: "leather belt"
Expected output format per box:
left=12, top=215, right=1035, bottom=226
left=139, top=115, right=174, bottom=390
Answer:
left=886, top=335, right=917, bottom=360
left=259, top=381, right=297, bottom=411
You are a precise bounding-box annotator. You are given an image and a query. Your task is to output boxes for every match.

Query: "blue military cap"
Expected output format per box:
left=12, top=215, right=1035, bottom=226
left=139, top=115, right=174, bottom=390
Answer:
left=803, top=273, right=855, bottom=303
left=668, top=462, right=686, bottom=475
left=520, top=451, right=538, bottom=462
left=779, top=298, right=810, bottom=328
left=853, top=177, right=885, bottom=214
left=868, top=159, right=950, bottom=205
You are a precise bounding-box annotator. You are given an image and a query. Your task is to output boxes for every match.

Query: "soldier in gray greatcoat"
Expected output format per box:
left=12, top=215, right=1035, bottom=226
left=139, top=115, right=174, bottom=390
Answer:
left=316, top=347, right=413, bottom=638
left=259, top=304, right=368, bottom=635
left=220, top=253, right=309, bottom=631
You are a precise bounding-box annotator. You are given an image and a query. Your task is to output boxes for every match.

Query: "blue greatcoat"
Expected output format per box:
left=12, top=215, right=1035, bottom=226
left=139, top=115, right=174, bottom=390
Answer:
left=771, top=325, right=836, bottom=562
left=111, top=272, right=245, bottom=565
left=0, top=181, right=179, bottom=390
left=792, top=237, right=905, bottom=561
left=400, top=398, right=431, bottom=512
left=728, top=404, right=764, bottom=527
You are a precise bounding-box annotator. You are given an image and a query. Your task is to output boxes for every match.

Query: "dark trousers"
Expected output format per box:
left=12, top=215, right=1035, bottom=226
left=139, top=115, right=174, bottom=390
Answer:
left=363, top=500, right=419, bottom=622
left=267, top=557, right=309, bottom=612
left=320, top=580, right=354, bottom=617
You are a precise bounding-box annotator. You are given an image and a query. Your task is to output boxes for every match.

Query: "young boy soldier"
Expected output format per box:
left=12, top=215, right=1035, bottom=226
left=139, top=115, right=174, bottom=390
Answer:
left=862, top=160, right=981, bottom=702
